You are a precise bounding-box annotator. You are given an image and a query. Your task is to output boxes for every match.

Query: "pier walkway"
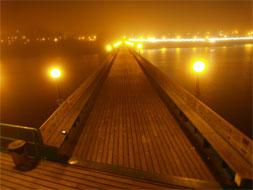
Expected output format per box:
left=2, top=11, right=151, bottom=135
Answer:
left=1, top=47, right=252, bottom=188
left=71, top=48, right=215, bottom=181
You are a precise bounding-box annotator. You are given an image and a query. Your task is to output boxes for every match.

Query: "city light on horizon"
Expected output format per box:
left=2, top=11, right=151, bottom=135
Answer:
left=114, top=41, right=122, bottom=47
left=128, top=36, right=253, bottom=43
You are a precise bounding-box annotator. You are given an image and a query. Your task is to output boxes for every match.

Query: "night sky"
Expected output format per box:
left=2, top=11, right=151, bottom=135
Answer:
left=1, top=1, right=252, bottom=37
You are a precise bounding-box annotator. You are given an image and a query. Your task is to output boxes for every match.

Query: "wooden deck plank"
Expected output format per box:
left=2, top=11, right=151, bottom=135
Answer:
left=0, top=176, right=35, bottom=190
left=118, top=78, right=124, bottom=167
left=143, top=99, right=185, bottom=177
left=128, top=88, right=141, bottom=170
left=145, top=95, right=180, bottom=176
left=0, top=183, right=17, bottom=190
left=0, top=169, right=59, bottom=189
left=0, top=161, right=79, bottom=188
left=100, top=82, right=117, bottom=165
left=83, top=84, right=110, bottom=161
left=146, top=92, right=211, bottom=180
left=71, top=48, right=215, bottom=181
left=0, top=177, right=32, bottom=190
left=140, top=88, right=172, bottom=175
left=131, top=73, right=155, bottom=173
left=86, top=91, right=108, bottom=161
left=128, top=78, right=148, bottom=172
left=126, top=81, right=136, bottom=169
left=134, top=86, right=161, bottom=174
left=111, top=76, right=118, bottom=166
left=1, top=152, right=185, bottom=189
left=0, top=159, right=123, bottom=189
left=36, top=161, right=172, bottom=189
left=161, top=112, right=198, bottom=178
left=101, top=109, right=112, bottom=164
left=124, top=82, right=131, bottom=169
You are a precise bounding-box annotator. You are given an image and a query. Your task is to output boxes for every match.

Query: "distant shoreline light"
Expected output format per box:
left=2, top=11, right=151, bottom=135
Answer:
left=128, top=37, right=253, bottom=43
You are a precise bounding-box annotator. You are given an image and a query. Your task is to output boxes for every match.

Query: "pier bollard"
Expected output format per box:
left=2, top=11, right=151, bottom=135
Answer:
left=8, top=140, right=27, bottom=167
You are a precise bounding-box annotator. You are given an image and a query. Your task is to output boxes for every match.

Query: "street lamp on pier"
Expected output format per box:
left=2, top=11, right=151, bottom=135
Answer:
left=193, top=61, right=205, bottom=98
left=50, top=68, right=63, bottom=105
left=137, top=43, right=142, bottom=53
left=106, top=45, right=112, bottom=52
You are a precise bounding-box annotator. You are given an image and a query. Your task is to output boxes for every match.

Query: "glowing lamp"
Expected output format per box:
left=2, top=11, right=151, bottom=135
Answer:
left=106, top=45, right=112, bottom=51
left=50, top=68, right=61, bottom=78
left=193, top=61, right=205, bottom=73
left=137, top=44, right=142, bottom=49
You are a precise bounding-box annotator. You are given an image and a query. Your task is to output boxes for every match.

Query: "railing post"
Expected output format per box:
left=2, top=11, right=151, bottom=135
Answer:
left=32, top=130, right=39, bottom=159
left=17, top=128, right=21, bottom=139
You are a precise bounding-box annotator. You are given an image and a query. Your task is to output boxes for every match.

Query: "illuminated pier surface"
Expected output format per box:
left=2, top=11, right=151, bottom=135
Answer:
left=1, top=47, right=252, bottom=189
left=72, top=48, right=214, bottom=181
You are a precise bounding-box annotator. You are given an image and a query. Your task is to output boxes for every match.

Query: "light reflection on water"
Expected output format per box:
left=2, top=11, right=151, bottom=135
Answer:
left=141, top=44, right=252, bottom=138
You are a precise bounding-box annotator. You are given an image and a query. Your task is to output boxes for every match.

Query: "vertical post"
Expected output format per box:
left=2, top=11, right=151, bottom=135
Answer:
left=17, top=128, right=21, bottom=139
left=32, top=130, right=39, bottom=159
left=37, top=130, right=43, bottom=144
left=56, top=82, right=61, bottom=100
left=195, top=75, right=200, bottom=98
left=56, top=82, right=63, bottom=105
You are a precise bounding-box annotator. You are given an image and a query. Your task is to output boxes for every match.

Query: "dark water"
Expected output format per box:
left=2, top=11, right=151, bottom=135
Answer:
left=141, top=44, right=252, bottom=138
left=0, top=53, right=103, bottom=128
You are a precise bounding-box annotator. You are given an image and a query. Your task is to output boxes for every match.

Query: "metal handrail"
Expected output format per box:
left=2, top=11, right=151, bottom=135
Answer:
left=0, top=123, right=43, bottom=158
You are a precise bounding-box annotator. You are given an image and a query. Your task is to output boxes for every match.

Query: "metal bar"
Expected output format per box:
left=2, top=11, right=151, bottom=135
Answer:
left=0, top=123, right=37, bottom=131
left=32, top=131, right=39, bottom=159
left=37, top=130, right=43, bottom=144
left=0, top=136, right=36, bottom=145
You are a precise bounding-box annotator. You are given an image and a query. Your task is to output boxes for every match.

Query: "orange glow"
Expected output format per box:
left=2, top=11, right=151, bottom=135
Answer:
left=193, top=61, right=205, bottom=73
left=106, top=45, right=112, bottom=51
left=50, top=68, right=61, bottom=78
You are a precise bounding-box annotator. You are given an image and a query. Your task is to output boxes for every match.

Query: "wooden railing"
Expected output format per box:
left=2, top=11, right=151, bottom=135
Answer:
left=131, top=50, right=252, bottom=186
left=39, top=52, right=117, bottom=150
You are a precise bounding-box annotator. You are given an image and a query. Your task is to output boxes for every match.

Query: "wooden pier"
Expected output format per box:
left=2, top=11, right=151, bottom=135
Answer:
left=0, top=46, right=252, bottom=189
left=71, top=48, right=215, bottom=181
